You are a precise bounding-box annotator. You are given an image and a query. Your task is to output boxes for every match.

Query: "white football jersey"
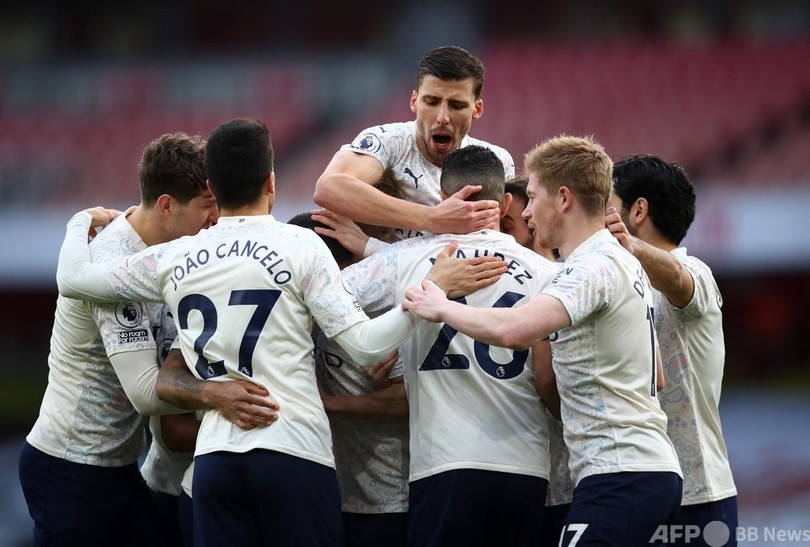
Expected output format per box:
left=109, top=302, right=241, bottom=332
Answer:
left=342, top=230, right=558, bottom=482
left=314, top=329, right=409, bottom=514
left=655, top=248, right=736, bottom=505
left=341, top=120, right=516, bottom=241
left=59, top=215, right=373, bottom=469
left=27, top=214, right=160, bottom=466
left=542, top=230, right=681, bottom=486
left=139, top=319, right=194, bottom=497
left=545, top=410, right=574, bottom=506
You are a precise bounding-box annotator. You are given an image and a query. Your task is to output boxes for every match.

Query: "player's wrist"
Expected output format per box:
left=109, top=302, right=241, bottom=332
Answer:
left=69, top=211, right=92, bottom=226
left=424, top=278, right=447, bottom=297
left=423, top=204, right=443, bottom=233
left=199, top=381, right=220, bottom=409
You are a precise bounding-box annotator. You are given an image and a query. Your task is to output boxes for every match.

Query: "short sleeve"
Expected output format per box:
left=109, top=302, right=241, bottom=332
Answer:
left=91, top=301, right=156, bottom=357
left=670, top=256, right=719, bottom=322
left=340, top=125, right=399, bottom=170
left=541, top=254, right=615, bottom=326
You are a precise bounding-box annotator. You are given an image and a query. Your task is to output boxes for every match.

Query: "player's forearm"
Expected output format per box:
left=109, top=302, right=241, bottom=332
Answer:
left=333, top=306, right=420, bottom=366
left=315, top=174, right=427, bottom=231
left=56, top=213, right=158, bottom=303
left=439, top=302, right=532, bottom=349
left=322, top=384, right=408, bottom=421
left=56, top=213, right=109, bottom=302
left=110, top=351, right=192, bottom=415
left=155, top=363, right=212, bottom=410
left=631, top=239, right=694, bottom=307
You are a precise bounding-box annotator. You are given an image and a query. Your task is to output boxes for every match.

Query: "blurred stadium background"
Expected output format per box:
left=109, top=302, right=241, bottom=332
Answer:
left=0, top=1, right=808, bottom=544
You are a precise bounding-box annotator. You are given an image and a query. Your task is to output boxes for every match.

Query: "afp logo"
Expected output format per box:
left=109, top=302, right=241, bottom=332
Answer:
left=350, top=133, right=381, bottom=153
left=115, top=302, right=144, bottom=328
left=650, top=521, right=731, bottom=546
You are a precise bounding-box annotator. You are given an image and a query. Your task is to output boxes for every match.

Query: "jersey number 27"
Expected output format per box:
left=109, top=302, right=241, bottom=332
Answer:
left=178, top=289, right=282, bottom=379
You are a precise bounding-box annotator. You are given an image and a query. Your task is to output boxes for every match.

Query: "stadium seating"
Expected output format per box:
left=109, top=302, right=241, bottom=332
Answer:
left=0, top=63, right=317, bottom=208
left=276, top=38, right=810, bottom=207
left=476, top=38, right=810, bottom=181
left=2, top=39, right=809, bottom=210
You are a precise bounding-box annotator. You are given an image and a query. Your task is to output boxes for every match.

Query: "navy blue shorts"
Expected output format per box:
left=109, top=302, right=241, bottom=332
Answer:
left=669, top=496, right=738, bottom=547
left=150, top=490, right=182, bottom=547
left=343, top=511, right=408, bottom=547
left=559, top=471, right=682, bottom=546
left=18, top=441, right=163, bottom=547
left=178, top=492, right=194, bottom=547
left=192, top=449, right=344, bottom=547
left=539, top=503, right=571, bottom=546
left=408, top=469, right=548, bottom=547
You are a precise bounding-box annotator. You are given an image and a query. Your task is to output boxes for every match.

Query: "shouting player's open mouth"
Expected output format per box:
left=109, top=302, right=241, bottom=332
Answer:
left=432, top=133, right=452, bottom=152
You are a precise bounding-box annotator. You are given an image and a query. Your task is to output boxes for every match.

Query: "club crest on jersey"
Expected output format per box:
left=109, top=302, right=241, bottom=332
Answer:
left=351, top=133, right=381, bottom=153
left=115, top=302, right=144, bottom=328
left=157, top=338, right=173, bottom=364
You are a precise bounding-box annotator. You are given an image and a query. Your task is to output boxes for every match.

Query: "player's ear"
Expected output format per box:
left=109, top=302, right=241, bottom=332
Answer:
left=410, top=91, right=418, bottom=113
left=558, top=186, right=573, bottom=212
left=266, top=172, right=275, bottom=195
left=631, top=197, right=649, bottom=224
left=155, top=194, right=173, bottom=215
left=472, top=98, right=483, bottom=120
left=500, top=192, right=513, bottom=218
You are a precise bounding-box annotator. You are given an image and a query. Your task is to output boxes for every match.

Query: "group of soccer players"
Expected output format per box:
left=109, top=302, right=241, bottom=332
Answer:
left=19, top=45, right=737, bottom=547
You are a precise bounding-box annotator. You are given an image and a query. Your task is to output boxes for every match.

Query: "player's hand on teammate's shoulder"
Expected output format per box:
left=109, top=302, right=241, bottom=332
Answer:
left=429, top=185, right=500, bottom=234
left=403, top=279, right=449, bottom=322
left=80, top=205, right=122, bottom=239
left=82, top=205, right=122, bottom=228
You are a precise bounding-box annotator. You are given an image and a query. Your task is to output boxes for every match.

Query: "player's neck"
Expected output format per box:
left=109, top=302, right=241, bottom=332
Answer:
left=480, top=219, right=500, bottom=233
left=557, top=214, right=605, bottom=260
left=639, top=224, right=678, bottom=253
left=126, top=205, right=166, bottom=246
left=219, top=200, right=273, bottom=218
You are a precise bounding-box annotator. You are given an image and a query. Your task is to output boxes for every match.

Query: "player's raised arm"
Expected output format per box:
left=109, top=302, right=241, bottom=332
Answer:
left=314, top=151, right=420, bottom=228
left=315, top=152, right=500, bottom=236
left=605, top=206, right=694, bottom=308
left=56, top=210, right=163, bottom=304
left=81, top=205, right=122, bottom=237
